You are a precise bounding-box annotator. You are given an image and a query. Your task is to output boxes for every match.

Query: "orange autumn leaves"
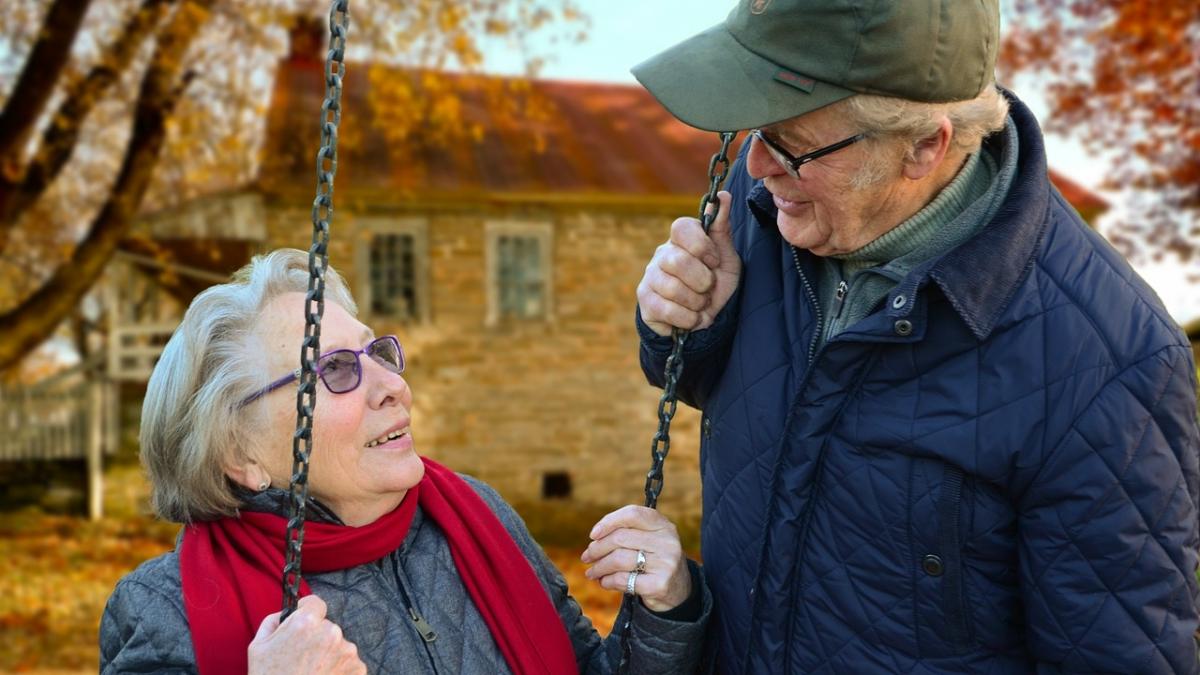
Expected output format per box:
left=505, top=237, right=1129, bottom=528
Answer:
left=1001, top=0, right=1199, bottom=259
left=0, top=464, right=622, bottom=670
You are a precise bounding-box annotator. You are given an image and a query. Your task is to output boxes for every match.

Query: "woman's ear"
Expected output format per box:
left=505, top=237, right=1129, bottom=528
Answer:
left=903, top=116, right=954, bottom=181
left=224, top=456, right=268, bottom=492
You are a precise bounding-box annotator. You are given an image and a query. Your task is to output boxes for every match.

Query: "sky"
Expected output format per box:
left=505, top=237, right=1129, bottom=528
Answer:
left=479, top=0, right=1200, bottom=326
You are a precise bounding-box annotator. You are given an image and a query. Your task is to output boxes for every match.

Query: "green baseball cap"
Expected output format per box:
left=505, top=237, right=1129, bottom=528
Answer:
left=632, top=0, right=999, bottom=132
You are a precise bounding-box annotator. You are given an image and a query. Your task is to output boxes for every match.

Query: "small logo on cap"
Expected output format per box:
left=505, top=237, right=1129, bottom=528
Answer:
left=750, top=0, right=771, bottom=15
left=774, top=69, right=815, bottom=93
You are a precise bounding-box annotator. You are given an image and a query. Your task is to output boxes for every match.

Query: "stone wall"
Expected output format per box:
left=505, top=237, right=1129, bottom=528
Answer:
left=262, top=200, right=705, bottom=529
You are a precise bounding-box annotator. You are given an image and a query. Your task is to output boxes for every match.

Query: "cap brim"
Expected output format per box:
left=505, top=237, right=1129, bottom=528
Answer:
left=632, top=24, right=856, bottom=132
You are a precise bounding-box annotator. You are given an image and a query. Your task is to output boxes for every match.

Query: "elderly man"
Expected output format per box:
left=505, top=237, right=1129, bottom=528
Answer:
left=633, top=0, right=1200, bottom=673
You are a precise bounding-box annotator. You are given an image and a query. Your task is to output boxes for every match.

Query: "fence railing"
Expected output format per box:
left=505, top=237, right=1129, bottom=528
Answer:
left=0, top=357, right=111, bottom=519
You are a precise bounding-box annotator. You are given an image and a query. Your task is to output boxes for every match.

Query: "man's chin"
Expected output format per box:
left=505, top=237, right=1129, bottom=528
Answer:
left=777, top=214, right=832, bottom=254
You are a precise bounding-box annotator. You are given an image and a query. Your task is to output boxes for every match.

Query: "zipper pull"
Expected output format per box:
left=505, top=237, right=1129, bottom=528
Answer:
left=409, top=606, right=438, bottom=643
left=834, top=281, right=848, bottom=318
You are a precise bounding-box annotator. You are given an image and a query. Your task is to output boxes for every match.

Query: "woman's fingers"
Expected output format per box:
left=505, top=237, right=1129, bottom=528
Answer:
left=581, top=504, right=693, bottom=612
left=248, top=594, right=367, bottom=674
left=589, top=505, right=672, bottom=541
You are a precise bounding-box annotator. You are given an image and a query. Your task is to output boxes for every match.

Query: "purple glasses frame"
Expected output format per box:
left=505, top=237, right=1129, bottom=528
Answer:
left=240, top=335, right=405, bottom=407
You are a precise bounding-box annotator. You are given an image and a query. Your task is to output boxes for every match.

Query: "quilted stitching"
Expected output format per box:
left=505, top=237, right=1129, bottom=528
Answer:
left=638, top=93, right=1200, bottom=674
left=100, top=477, right=712, bottom=673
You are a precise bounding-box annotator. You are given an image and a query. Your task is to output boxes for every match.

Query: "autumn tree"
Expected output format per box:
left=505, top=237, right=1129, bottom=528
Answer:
left=1000, top=0, right=1199, bottom=261
left=0, top=0, right=583, bottom=372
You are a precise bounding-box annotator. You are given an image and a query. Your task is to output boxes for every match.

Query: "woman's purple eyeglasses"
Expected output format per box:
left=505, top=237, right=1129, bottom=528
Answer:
left=240, top=335, right=405, bottom=407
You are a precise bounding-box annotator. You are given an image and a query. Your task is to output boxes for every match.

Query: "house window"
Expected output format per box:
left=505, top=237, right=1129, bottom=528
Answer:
left=369, top=233, right=417, bottom=318
left=357, top=219, right=428, bottom=322
left=486, top=221, right=552, bottom=324
left=542, top=471, right=572, bottom=499
left=498, top=235, right=544, bottom=317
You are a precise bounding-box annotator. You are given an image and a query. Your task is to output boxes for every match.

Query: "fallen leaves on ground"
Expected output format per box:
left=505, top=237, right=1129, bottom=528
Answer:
left=0, top=465, right=624, bottom=670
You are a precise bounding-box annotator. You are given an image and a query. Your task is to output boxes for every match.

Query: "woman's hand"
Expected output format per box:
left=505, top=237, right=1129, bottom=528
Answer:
left=581, top=505, right=692, bottom=612
left=248, top=595, right=366, bottom=674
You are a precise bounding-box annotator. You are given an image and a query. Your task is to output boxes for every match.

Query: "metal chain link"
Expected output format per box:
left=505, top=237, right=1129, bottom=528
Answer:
left=281, top=0, right=349, bottom=620
left=617, top=130, right=736, bottom=671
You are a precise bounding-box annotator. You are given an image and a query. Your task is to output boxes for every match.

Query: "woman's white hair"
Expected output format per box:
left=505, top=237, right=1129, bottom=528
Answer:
left=833, top=85, right=1010, bottom=187
left=140, top=248, right=357, bottom=523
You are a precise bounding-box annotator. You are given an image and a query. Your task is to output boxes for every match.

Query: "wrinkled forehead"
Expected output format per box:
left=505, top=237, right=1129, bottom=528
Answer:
left=257, top=292, right=372, bottom=371
left=761, top=104, right=849, bottom=148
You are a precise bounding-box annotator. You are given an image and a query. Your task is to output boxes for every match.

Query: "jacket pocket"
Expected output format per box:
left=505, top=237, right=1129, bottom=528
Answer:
left=937, top=463, right=974, bottom=649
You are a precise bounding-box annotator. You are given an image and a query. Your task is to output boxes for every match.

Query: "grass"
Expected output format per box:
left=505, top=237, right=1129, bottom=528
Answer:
left=0, top=464, right=638, bottom=671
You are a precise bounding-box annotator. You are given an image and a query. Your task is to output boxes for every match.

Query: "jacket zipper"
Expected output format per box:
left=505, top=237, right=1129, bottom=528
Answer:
left=408, top=606, right=438, bottom=643
left=744, top=247, right=829, bottom=671
left=833, top=280, right=848, bottom=319
left=790, top=246, right=824, bottom=366
left=387, top=558, right=441, bottom=673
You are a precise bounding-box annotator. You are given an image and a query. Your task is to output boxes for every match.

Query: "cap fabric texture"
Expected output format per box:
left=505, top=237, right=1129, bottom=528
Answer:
left=632, top=0, right=999, bottom=131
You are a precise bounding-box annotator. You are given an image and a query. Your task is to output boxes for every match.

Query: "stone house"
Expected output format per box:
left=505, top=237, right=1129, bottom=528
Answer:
left=108, top=21, right=1111, bottom=530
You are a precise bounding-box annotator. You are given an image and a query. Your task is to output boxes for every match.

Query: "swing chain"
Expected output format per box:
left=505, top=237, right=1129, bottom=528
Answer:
left=282, top=0, right=349, bottom=620
left=642, top=130, right=735, bottom=511
left=618, top=130, right=736, bottom=673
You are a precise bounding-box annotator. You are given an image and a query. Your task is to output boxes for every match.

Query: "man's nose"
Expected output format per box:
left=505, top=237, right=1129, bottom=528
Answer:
left=746, top=134, right=786, bottom=180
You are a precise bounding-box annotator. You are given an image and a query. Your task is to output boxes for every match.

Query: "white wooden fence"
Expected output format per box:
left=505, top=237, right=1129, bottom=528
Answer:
left=0, top=359, right=111, bottom=519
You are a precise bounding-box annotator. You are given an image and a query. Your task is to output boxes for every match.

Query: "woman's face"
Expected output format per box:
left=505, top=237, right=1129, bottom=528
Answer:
left=248, top=292, right=424, bottom=525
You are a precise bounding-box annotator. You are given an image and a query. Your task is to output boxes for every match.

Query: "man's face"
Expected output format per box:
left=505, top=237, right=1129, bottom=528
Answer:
left=746, top=105, right=907, bottom=256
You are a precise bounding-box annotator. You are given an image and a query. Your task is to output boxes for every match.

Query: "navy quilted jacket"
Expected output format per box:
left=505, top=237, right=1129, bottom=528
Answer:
left=638, top=93, right=1200, bottom=674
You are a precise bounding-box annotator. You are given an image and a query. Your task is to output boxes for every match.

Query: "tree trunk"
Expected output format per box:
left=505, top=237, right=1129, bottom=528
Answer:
left=0, top=0, right=214, bottom=372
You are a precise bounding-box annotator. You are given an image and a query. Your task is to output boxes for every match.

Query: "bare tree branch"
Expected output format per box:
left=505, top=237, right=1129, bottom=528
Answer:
left=0, top=0, right=215, bottom=371
left=0, top=0, right=93, bottom=164
left=0, top=0, right=174, bottom=247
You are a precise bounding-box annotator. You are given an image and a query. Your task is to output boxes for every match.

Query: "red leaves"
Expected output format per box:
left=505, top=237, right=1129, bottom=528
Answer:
left=1001, top=0, right=1199, bottom=260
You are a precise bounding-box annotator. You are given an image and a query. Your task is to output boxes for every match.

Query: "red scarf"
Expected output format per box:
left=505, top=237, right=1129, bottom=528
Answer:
left=180, top=458, right=577, bottom=674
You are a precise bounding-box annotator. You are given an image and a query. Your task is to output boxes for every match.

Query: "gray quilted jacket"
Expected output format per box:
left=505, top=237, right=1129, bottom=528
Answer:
left=100, top=475, right=710, bottom=673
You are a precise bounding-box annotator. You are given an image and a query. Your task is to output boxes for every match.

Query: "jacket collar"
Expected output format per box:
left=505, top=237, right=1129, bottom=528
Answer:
left=747, top=90, right=1050, bottom=341
left=926, top=92, right=1050, bottom=340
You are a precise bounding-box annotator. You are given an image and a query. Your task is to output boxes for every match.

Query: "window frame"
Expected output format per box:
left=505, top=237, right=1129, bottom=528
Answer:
left=355, top=217, right=430, bottom=324
left=484, top=220, right=554, bottom=326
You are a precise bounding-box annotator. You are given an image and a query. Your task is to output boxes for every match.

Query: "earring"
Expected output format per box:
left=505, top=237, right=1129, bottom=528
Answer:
left=258, top=480, right=270, bottom=491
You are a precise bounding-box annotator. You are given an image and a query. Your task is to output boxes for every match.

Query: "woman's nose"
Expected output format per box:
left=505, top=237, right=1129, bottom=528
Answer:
left=364, top=357, right=411, bottom=408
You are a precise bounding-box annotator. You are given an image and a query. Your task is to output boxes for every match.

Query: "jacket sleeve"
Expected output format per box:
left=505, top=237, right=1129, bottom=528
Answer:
left=636, top=146, right=754, bottom=410
left=637, top=298, right=740, bottom=411
left=1017, top=345, right=1200, bottom=674
left=100, top=569, right=197, bottom=674
left=462, top=476, right=712, bottom=674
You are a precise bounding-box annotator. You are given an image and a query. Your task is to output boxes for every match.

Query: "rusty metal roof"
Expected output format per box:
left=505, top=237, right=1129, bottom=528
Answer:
left=260, top=61, right=746, bottom=203
left=259, top=58, right=1105, bottom=215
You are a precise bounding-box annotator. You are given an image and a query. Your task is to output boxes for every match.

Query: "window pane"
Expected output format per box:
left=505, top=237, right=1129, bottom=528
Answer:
left=369, top=233, right=418, bottom=319
left=496, top=233, right=545, bottom=318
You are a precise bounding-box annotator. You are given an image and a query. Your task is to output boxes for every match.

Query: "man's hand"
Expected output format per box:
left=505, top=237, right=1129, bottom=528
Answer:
left=637, top=190, right=741, bottom=337
left=248, top=595, right=366, bottom=674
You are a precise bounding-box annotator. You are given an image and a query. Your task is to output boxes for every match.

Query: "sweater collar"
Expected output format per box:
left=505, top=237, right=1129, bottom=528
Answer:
left=748, top=90, right=1050, bottom=341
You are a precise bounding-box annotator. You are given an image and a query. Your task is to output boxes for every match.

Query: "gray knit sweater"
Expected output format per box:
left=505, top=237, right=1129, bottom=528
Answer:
left=99, top=475, right=710, bottom=674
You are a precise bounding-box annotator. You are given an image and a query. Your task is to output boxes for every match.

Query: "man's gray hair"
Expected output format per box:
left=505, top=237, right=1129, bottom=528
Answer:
left=140, top=248, right=357, bottom=523
left=835, top=85, right=1010, bottom=187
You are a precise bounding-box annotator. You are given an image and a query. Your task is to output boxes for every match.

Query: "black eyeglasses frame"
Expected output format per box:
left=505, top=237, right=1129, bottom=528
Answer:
left=751, top=128, right=868, bottom=180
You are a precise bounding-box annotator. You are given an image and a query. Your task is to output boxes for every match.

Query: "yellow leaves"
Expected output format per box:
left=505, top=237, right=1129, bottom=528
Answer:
left=0, top=465, right=177, bottom=669
left=484, top=18, right=512, bottom=36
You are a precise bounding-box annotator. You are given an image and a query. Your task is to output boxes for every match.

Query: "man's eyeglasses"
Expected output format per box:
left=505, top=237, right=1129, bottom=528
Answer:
left=240, top=335, right=405, bottom=407
left=751, top=129, right=867, bottom=180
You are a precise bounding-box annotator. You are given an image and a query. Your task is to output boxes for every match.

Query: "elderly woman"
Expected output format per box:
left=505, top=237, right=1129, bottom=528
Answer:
left=100, top=249, right=709, bottom=674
